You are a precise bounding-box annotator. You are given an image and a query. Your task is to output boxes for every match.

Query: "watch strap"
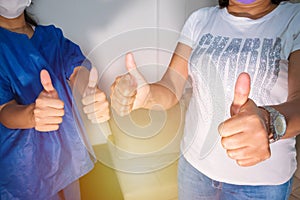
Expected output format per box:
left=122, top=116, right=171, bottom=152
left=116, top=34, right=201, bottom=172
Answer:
left=261, top=106, right=286, bottom=143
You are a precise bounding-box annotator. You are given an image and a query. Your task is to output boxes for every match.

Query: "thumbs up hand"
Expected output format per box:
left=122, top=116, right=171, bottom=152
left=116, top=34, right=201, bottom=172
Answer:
left=218, top=73, right=270, bottom=167
left=110, top=53, right=150, bottom=116
left=230, top=72, right=251, bottom=116
left=81, top=67, right=110, bottom=123
left=34, top=69, right=65, bottom=132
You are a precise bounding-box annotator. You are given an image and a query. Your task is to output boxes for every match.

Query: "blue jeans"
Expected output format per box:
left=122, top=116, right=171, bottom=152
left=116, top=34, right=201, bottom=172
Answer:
left=178, top=156, right=293, bottom=200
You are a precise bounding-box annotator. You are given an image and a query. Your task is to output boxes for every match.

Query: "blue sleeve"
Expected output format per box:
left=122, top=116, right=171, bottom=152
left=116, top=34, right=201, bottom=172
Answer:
left=0, top=74, right=14, bottom=105
left=53, top=27, right=92, bottom=79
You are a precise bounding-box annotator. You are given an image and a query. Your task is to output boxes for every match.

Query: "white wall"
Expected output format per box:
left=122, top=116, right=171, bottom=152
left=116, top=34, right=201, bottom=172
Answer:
left=29, top=0, right=217, bottom=92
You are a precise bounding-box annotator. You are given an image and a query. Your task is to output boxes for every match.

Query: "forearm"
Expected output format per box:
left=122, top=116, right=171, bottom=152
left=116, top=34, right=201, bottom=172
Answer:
left=0, top=101, right=35, bottom=129
left=273, top=98, right=300, bottom=138
left=141, top=43, right=191, bottom=110
left=143, top=82, right=181, bottom=110
left=69, top=66, right=89, bottom=96
left=276, top=50, right=300, bottom=138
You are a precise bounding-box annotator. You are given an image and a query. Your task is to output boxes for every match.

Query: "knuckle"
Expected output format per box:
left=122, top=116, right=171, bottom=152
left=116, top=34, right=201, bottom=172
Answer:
left=111, top=100, right=118, bottom=110
left=35, top=99, right=42, bottom=106
left=110, top=94, right=115, bottom=103
left=81, top=98, right=88, bottom=106
left=35, top=126, right=41, bottom=131
left=226, top=150, right=233, bottom=158
left=218, top=123, right=224, bottom=136
left=111, top=103, right=117, bottom=111
left=61, top=109, right=65, bottom=116
left=236, top=160, right=243, bottom=166
left=33, top=108, right=40, bottom=115
left=95, top=92, right=104, bottom=101
left=83, top=106, right=89, bottom=114
left=221, top=138, right=227, bottom=149
left=110, top=84, right=115, bottom=91
left=102, top=101, right=109, bottom=108
left=53, top=125, right=59, bottom=131
left=120, top=105, right=130, bottom=112
left=116, top=110, right=124, bottom=117
left=35, top=117, right=41, bottom=123
left=115, top=76, right=122, bottom=82
left=100, top=92, right=107, bottom=99
left=88, top=113, right=96, bottom=120
left=60, top=101, right=65, bottom=108
left=264, top=151, right=271, bottom=160
left=119, top=112, right=127, bottom=117
left=247, top=114, right=260, bottom=124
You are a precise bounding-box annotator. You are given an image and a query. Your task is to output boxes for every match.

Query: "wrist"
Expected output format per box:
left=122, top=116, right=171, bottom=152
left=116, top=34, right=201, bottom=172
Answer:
left=0, top=102, right=36, bottom=129
left=133, top=84, right=151, bottom=110
left=27, top=103, right=36, bottom=128
left=258, top=106, right=272, bottom=140
left=259, top=106, right=287, bottom=143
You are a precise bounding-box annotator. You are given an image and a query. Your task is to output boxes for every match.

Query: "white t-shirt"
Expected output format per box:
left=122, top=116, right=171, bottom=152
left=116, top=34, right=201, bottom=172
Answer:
left=179, top=2, right=300, bottom=185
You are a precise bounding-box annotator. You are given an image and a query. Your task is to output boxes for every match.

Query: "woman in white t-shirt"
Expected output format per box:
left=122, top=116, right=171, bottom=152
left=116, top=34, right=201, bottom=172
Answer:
left=111, top=0, right=300, bottom=199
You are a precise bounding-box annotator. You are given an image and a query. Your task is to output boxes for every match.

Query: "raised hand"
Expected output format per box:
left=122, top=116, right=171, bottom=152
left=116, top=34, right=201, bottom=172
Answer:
left=34, top=69, right=65, bottom=132
left=81, top=67, right=110, bottom=123
left=110, top=53, right=150, bottom=116
left=218, top=73, right=270, bottom=167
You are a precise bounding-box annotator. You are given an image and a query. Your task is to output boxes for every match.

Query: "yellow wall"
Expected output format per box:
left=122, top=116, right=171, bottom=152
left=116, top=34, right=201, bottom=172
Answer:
left=80, top=161, right=123, bottom=200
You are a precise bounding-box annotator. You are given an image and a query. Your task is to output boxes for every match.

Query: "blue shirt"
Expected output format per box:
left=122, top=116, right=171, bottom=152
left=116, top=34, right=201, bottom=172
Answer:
left=0, top=25, right=94, bottom=200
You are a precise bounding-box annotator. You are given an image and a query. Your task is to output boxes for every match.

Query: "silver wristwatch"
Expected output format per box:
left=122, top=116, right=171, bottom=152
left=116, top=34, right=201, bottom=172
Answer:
left=262, top=106, right=287, bottom=143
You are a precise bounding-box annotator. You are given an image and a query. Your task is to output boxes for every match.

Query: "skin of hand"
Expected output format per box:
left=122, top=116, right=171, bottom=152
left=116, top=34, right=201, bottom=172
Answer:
left=110, top=44, right=191, bottom=117
left=80, top=67, right=110, bottom=123
left=34, top=69, right=65, bottom=132
left=218, top=73, right=271, bottom=167
left=110, top=53, right=150, bottom=117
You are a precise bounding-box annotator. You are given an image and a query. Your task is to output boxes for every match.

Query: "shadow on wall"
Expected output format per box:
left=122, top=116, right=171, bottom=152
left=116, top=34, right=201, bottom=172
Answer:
left=28, top=0, right=152, bottom=49
left=29, top=0, right=131, bottom=27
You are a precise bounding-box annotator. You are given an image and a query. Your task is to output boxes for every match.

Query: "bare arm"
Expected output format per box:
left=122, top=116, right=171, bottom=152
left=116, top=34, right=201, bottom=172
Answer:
left=144, top=43, right=192, bottom=109
left=0, top=100, right=35, bottom=129
left=111, top=42, right=192, bottom=115
left=219, top=50, right=300, bottom=167
left=69, top=66, right=89, bottom=93
left=274, top=50, right=300, bottom=138
left=0, top=70, right=64, bottom=131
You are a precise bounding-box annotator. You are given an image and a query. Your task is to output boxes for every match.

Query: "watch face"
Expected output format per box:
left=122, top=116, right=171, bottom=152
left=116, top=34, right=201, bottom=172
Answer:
left=274, top=115, right=287, bottom=137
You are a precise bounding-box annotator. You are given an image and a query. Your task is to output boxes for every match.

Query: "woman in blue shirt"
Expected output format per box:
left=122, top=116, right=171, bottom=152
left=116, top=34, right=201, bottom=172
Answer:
left=0, top=0, right=110, bottom=199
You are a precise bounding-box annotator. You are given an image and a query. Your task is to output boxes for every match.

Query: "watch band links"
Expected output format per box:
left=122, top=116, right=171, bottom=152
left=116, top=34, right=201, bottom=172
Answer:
left=260, top=106, right=286, bottom=143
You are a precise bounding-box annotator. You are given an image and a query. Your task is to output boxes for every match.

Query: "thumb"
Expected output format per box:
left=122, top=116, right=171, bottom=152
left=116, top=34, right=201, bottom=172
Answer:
left=231, top=72, right=251, bottom=116
left=40, top=69, right=55, bottom=93
left=125, top=53, right=146, bottom=87
left=88, top=67, right=98, bottom=88
left=126, top=52, right=137, bottom=72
